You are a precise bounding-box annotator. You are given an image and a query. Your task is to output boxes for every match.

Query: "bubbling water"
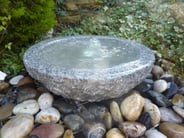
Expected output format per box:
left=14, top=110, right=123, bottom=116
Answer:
left=41, top=38, right=139, bottom=69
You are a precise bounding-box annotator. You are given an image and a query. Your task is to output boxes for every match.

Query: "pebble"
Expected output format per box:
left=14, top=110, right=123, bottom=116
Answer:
left=0, top=82, right=9, bottom=92
left=53, top=99, right=76, bottom=114
left=144, top=98, right=160, bottom=126
left=178, top=87, right=184, bottom=94
left=82, top=122, right=106, bottom=138
left=13, top=99, right=39, bottom=115
left=30, top=123, right=64, bottom=138
left=0, top=71, right=7, bottom=81
left=87, top=103, right=107, bottom=119
left=17, top=76, right=34, bottom=86
left=63, top=129, right=74, bottom=138
left=153, top=79, right=168, bottom=93
left=137, top=112, right=152, bottom=129
left=159, top=107, right=183, bottom=123
left=160, top=73, right=174, bottom=82
left=106, top=128, right=125, bottom=138
left=160, top=122, right=184, bottom=138
left=172, top=105, right=184, bottom=118
left=134, top=81, right=151, bottom=93
left=145, top=128, right=167, bottom=138
left=163, top=82, right=178, bottom=98
left=120, top=92, right=144, bottom=121
left=38, top=92, right=54, bottom=110
left=110, top=101, right=123, bottom=123
left=17, top=87, right=38, bottom=103
left=64, top=114, right=85, bottom=132
left=151, top=65, right=164, bottom=78
left=1, top=114, right=34, bottom=138
left=145, top=90, right=172, bottom=107
left=0, top=103, right=15, bottom=121
left=103, top=112, right=113, bottom=129
left=35, top=107, right=60, bottom=124
left=119, top=121, right=146, bottom=137
left=9, top=75, right=24, bottom=85
left=172, top=94, right=184, bottom=108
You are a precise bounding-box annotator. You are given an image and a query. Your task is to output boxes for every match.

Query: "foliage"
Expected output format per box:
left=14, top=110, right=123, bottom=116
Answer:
left=0, top=48, right=26, bottom=74
left=0, top=0, right=56, bottom=74
left=58, top=0, right=184, bottom=77
left=0, top=0, right=56, bottom=48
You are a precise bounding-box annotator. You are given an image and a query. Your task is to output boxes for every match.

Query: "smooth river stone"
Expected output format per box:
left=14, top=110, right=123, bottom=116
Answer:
left=145, top=90, right=172, bottom=107
left=13, top=99, right=39, bottom=115
left=87, top=103, right=107, bottom=119
left=153, top=79, right=168, bottom=93
left=145, top=128, right=167, bottom=138
left=63, top=129, right=74, bottom=138
left=119, top=121, right=146, bottom=137
left=144, top=98, right=160, bottom=126
left=120, top=92, right=144, bottom=121
left=0, top=82, right=9, bottom=92
left=110, top=101, right=123, bottom=123
left=9, top=75, right=24, bottom=85
left=64, top=114, right=85, bottom=132
left=160, top=122, right=184, bottom=138
left=53, top=99, right=76, bottom=114
left=17, top=87, right=38, bottom=103
left=35, top=107, right=60, bottom=124
left=30, top=123, right=64, bottom=138
left=106, top=128, right=125, bottom=138
left=38, top=92, right=54, bottom=110
left=172, top=94, right=184, bottom=108
left=163, top=82, right=178, bottom=98
left=17, top=76, right=34, bottom=86
left=0, top=103, right=15, bottom=121
left=1, top=114, right=34, bottom=138
left=82, top=122, right=106, bottom=138
left=159, top=107, right=183, bottom=123
left=151, top=65, right=164, bottom=78
left=0, top=71, right=7, bottom=81
left=138, top=112, right=152, bottom=129
left=103, top=112, right=113, bottom=129
left=172, top=105, right=184, bottom=118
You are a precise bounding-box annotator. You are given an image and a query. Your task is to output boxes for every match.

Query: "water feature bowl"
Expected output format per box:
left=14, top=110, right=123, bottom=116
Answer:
left=23, top=36, right=155, bottom=101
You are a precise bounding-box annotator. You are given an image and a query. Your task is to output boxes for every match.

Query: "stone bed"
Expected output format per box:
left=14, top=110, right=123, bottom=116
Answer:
left=0, top=63, right=184, bottom=138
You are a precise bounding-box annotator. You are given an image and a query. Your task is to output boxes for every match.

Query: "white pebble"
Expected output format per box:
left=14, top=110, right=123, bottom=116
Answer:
left=9, top=75, right=24, bottom=85
left=1, top=114, right=34, bottom=138
left=38, top=92, right=54, bottom=110
left=13, top=99, right=39, bottom=115
left=35, top=107, right=60, bottom=124
left=0, top=71, right=7, bottom=81
left=153, top=79, right=168, bottom=93
left=145, top=128, right=167, bottom=138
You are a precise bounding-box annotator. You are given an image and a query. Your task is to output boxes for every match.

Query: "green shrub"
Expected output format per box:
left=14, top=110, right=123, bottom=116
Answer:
left=0, top=0, right=56, bottom=48
left=0, top=0, right=56, bottom=74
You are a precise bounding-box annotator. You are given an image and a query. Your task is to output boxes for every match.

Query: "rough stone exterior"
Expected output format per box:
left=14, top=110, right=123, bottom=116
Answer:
left=24, top=36, right=155, bottom=101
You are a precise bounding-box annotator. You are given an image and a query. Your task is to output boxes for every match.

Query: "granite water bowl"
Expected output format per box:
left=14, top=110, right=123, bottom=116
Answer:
left=23, top=36, right=155, bottom=101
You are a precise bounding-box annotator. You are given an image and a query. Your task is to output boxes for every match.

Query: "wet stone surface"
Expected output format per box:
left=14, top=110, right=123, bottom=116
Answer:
left=0, top=63, right=184, bottom=138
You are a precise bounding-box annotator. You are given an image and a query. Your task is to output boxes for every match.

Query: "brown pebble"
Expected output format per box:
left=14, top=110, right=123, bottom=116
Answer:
left=0, top=103, right=15, bottom=121
left=17, top=76, right=34, bottom=86
left=0, top=82, right=9, bottom=92
left=160, top=122, right=184, bottom=138
left=120, top=92, right=144, bottom=121
left=106, top=128, right=125, bottom=138
left=119, top=121, right=146, bottom=137
left=63, top=129, right=74, bottom=138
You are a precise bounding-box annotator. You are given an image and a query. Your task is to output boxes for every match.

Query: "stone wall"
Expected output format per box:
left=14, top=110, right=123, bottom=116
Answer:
left=56, top=0, right=103, bottom=24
